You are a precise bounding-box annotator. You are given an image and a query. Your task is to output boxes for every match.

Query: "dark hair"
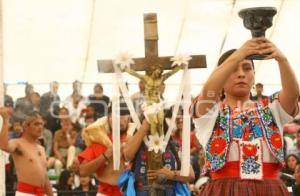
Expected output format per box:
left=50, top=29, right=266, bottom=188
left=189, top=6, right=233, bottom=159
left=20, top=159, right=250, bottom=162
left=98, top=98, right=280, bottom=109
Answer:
left=107, top=101, right=130, bottom=116
left=31, top=92, right=40, bottom=97
left=94, top=83, right=103, bottom=91
left=217, top=49, right=236, bottom=66
left=25, top=83, right=33, bottom=94
left=59, top=107, right=69, bottom=114
left=217, top=49, right=254, bottom=69
left=73, top=80, right=81, bottom=84
left=25, top=111, right=42, bottom=121
left=285, top=154, right=300, bottom=168
left=255, top=83, right=263, bottom=88
left=22, top=111, right=43, bottom=128
left=57, top=170, right=73, bottom=190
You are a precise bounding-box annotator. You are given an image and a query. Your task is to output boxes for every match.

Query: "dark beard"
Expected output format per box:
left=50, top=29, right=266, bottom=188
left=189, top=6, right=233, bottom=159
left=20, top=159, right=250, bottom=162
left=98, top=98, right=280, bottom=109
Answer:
left=120, top=126, right=128, bottom=134
left=108, top=124, right=128, bottom=134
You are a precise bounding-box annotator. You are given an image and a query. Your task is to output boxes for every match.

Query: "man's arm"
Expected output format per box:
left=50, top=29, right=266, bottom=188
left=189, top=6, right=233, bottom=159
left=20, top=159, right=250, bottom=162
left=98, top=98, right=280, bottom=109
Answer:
left=0, top=107, right=17, bottom=153
left=123, top=120, right=150, bottom=161
left=79, top=147, right=112, bottom=177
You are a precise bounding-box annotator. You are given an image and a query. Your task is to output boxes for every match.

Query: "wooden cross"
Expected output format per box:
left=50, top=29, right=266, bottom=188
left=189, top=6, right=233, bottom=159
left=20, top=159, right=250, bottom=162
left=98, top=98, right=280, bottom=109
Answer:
left=98, top=13, right=206, bottom=73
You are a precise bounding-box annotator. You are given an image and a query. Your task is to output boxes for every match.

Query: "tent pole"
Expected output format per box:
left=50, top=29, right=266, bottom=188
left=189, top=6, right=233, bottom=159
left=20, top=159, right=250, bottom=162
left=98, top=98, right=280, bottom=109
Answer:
left=0, top=0, right=6, bottom=195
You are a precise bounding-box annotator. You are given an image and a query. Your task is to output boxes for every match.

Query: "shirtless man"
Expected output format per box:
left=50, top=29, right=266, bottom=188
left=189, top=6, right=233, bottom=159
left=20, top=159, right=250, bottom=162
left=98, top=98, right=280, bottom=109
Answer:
left=0, top=108, right=53, bottom=196
left=78, top=103, right=132, bottom=196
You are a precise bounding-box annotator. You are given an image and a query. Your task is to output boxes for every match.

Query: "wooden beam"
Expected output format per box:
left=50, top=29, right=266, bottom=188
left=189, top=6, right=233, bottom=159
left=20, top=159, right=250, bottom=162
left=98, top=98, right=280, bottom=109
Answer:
left=98, top=55, right=206, bottom=73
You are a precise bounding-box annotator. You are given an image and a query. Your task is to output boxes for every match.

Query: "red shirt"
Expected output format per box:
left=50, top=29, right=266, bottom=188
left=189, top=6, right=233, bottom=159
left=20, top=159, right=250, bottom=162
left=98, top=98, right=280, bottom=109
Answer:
left=78, top=133, right=127, bottom=177
left=171, top=131, right=198, bottom=149
left=78, top=143, right=107, bottom=177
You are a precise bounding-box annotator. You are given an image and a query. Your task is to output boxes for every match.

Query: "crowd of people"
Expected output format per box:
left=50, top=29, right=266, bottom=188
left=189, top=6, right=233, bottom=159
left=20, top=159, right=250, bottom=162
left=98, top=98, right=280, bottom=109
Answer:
left=0, top=37, right=300, bottom=196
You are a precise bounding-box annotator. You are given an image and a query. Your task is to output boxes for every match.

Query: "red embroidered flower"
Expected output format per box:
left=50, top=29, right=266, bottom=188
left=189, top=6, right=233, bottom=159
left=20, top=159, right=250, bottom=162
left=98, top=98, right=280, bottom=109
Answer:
left=210, top=138, right=226, bottom=155
left=270, top=133, right=282, bottom=149
left=242, top=144, right=257, bottom=157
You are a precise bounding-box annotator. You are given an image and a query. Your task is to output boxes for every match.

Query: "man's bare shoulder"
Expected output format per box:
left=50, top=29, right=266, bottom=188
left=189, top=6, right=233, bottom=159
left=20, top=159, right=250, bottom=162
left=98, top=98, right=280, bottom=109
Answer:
left=7, top=138, right=22, bottom=155
left=9, top=137, right=20, bottom=143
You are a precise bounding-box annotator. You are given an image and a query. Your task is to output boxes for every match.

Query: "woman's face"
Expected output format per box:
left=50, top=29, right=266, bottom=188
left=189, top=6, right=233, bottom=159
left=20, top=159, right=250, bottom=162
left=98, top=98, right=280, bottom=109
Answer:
left=287, top=156, right=298, bottom=170
left=67, top=175, right=74, bottom=186
left=175, top=116, right=183, bottom=131
left=79, top=176, right=91, bottom=187
left=223, top=59, right=254, bottom=98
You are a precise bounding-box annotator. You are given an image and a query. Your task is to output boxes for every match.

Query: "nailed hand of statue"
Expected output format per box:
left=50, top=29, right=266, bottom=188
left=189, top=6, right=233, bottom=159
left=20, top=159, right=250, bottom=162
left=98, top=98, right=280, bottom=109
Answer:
left=170, top=54, right=192, bottom=67
left=114, top=52, right=135, bottom=70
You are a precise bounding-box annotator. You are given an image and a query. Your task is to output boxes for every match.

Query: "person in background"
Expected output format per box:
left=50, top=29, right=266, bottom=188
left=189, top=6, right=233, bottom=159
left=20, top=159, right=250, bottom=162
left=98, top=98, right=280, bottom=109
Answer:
left=4, top=83, right=14, bottom=108
left=88, top=83, right=110, bottom=119
left=64, top=80, right=87, bottom=125
left=251, top=83, right=269, bottom=106
left=288, top=130, right=300, bottom=158
left=281, top=154, right=300, bottom=186
left=73, top=176, right=97, bottom=196
left=40, top=81, right=61, bottom=133
left=30, top=92, right=41, bottom=112
left=292, top=163, right=300, bottom=195
left=8, top=114, right=24, bottom=140
left=54, top=170, right=75, bottom=196
left=40, top=117, right=53, bottom=157
left=48, top=118, right=79, bottom=174
left=131, top=80, right=146, bottom=120
left=15, top=83, right=34, bottom=116
left=171, top=108, right=199, bottom=156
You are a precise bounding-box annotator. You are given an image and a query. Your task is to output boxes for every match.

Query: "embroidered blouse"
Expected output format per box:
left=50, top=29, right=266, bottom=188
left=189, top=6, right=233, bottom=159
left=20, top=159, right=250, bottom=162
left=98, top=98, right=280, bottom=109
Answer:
left=193, top=95, right=294, bottom=180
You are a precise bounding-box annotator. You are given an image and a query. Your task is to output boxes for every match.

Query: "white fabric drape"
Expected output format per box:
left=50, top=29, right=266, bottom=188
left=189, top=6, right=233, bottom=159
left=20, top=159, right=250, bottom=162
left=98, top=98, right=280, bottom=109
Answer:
left=162, top=65, right=191, bottom=176
left=112, top=72, right=121, bottom=170
left=180, top=66, right=191, bottom=176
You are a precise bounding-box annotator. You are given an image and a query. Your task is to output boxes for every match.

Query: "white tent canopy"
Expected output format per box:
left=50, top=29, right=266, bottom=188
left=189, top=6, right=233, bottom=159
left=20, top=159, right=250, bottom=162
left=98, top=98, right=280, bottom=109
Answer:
left=2, top=0, right=300, bottom=101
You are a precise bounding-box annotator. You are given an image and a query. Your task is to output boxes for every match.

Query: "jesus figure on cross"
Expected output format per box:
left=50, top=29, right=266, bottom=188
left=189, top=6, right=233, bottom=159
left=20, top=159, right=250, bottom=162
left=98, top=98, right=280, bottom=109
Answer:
left=123, top=64, right=184, bottom=136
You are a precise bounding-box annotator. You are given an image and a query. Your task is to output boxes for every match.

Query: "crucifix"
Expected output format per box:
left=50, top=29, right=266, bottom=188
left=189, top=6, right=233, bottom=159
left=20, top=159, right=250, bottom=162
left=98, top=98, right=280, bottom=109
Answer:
left=97, top=13, right=206, bottom=183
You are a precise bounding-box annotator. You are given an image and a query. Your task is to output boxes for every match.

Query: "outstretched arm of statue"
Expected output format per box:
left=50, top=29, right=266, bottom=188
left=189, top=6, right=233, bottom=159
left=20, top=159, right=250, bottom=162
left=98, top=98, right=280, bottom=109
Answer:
left=123, top=120, right=150, bottom=161
left=0, top=107, right=17, bottom=153
left=162, top=65, right=183, bottom=81
left=125, top=67, right=144, bottom=80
